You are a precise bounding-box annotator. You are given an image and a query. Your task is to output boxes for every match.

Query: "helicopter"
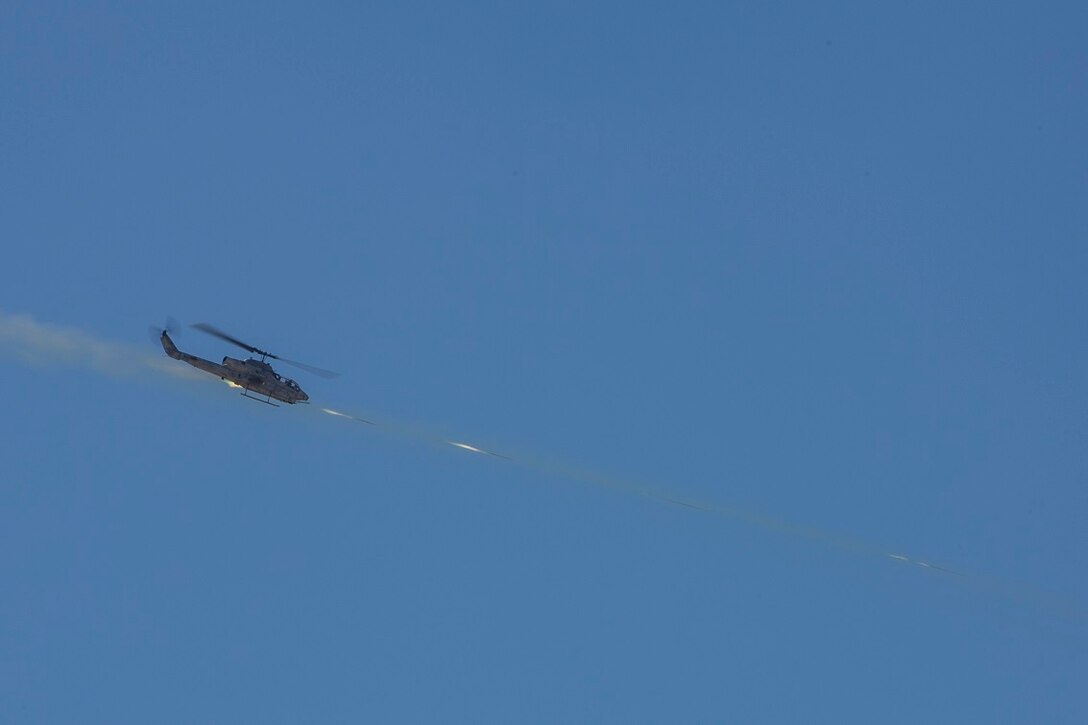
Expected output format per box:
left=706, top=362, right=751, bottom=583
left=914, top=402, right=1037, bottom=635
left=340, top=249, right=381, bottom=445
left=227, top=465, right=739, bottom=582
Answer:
left=158, top=322, right=337, bottom=406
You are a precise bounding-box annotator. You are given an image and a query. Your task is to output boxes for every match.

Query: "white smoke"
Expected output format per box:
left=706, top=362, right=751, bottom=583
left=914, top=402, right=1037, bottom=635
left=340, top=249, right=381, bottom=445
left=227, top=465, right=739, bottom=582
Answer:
left=0, top=309, right=200, bottom=381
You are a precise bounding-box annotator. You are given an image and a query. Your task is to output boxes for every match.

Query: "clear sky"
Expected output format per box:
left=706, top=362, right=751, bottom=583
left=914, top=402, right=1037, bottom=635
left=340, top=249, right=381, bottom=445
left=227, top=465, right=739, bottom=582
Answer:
left=2, top=2, right=1086, bottom=722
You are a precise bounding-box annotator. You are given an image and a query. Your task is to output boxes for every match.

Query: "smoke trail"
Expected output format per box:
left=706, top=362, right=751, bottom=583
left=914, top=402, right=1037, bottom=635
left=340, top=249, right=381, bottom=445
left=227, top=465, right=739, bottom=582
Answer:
left=316, top=404, right=1088, bottom=621
left=0, top=309, right=201, bottom=382
left=317, top=405, right=951, bottom=566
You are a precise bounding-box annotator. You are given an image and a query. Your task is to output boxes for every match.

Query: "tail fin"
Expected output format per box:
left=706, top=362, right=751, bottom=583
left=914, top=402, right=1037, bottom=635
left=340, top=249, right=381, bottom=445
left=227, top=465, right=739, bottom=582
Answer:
left=161, top=331, right=182, bottom=359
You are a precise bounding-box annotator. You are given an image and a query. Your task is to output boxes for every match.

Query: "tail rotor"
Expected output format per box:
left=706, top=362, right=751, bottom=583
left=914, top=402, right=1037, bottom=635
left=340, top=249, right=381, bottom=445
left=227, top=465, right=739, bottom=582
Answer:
left=148, top=316, right=181, bottom=344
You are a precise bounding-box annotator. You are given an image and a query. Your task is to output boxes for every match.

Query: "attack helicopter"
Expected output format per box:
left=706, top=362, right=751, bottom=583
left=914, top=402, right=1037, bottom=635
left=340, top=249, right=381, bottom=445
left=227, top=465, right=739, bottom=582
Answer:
left=158, top=322, right=337, bottom=406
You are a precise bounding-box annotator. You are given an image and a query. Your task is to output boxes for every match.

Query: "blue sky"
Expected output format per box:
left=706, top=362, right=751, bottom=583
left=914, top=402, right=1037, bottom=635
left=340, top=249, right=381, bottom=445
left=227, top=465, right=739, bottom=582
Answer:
left=2, top=2, right=1086, bottom=722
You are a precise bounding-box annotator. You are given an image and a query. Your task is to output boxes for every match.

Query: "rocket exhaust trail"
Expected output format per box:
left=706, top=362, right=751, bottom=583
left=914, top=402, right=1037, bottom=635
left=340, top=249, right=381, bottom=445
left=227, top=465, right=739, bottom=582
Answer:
left=316, top=404, right=1088, bottom=621
left=317, top=406, right=946, bottom=567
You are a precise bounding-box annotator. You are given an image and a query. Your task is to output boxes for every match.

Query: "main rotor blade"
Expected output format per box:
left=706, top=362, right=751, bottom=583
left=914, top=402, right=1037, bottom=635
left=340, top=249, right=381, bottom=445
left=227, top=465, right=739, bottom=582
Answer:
left=273, top=356, right=339, bottom=379
left=192, top=322, right=338, bottom=378
left=191, top=323, right=268, bottom=356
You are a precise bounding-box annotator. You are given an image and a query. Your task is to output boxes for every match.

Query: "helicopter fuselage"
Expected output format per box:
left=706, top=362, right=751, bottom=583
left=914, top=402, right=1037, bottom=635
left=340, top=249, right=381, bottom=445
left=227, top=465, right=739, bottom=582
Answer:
left=161, top=331, right=309, bottom=405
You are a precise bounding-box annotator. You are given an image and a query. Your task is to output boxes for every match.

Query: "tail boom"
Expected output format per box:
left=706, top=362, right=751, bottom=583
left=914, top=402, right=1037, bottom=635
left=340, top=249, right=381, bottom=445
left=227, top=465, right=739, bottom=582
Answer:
left=161, top=331, right=231, bottom=378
